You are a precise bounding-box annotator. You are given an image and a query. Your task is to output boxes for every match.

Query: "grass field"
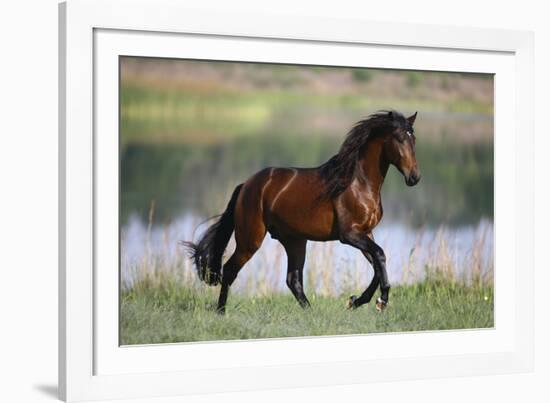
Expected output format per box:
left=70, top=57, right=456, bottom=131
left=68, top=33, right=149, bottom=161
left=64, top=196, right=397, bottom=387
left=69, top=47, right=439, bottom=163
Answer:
left=120, top=275, right=493, bottom=345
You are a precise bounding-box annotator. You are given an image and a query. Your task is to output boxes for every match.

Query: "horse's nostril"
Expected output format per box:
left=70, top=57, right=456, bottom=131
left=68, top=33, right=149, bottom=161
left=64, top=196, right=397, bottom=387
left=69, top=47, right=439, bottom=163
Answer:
left=406, top=173, right=420, bottom=186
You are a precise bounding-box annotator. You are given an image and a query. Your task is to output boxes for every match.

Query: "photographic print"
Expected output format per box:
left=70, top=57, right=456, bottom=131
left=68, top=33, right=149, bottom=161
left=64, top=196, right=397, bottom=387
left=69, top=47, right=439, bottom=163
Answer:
left=119, top=57, right=494, bottom=345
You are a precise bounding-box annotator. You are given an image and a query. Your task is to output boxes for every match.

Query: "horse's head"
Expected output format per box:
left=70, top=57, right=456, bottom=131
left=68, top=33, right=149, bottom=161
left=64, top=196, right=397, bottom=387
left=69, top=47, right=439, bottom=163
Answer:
left=383, top=111, right=421, bottom=186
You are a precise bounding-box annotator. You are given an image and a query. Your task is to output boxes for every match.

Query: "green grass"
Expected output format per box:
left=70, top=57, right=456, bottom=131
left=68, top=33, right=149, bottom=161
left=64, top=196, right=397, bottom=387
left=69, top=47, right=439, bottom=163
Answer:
left=120, top=277, right=494, bottom=345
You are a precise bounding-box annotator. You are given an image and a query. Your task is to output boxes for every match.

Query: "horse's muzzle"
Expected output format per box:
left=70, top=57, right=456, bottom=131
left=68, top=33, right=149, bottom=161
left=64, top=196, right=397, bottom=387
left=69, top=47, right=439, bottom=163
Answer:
left=405, top=172, right=421, bottom=186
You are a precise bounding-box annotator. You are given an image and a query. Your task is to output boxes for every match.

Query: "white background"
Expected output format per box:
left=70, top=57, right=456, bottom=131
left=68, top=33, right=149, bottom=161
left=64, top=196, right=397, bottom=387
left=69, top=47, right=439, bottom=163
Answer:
left=0, top=0, right=546, bottom=402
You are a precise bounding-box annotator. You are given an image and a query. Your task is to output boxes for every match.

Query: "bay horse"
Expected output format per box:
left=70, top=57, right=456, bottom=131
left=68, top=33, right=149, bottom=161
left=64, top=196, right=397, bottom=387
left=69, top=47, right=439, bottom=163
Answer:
left=184, top=110, right=420, bottom=313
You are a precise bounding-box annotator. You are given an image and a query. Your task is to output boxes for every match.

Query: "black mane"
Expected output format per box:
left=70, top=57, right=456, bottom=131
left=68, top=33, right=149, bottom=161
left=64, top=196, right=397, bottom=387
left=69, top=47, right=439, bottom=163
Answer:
left=318, top=110, right=409, bottom=200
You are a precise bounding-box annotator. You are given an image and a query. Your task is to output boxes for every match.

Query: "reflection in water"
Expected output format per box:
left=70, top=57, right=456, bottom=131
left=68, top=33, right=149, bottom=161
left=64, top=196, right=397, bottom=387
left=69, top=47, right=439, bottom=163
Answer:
left=121, top=215, right=493, bottom=295
left=121, top=136, right=493, bottom=227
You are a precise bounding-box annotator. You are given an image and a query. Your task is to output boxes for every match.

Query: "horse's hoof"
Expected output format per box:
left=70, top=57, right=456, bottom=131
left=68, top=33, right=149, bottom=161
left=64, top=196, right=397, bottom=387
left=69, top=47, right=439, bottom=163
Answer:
left=347, top=295, right=358, bottom=309
left=375, top=298, right=387, bottom=312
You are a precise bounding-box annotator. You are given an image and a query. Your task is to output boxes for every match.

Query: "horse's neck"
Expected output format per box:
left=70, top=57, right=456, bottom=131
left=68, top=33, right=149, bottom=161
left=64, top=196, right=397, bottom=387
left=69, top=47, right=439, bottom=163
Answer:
left=357, top=139, right=389, bottom=198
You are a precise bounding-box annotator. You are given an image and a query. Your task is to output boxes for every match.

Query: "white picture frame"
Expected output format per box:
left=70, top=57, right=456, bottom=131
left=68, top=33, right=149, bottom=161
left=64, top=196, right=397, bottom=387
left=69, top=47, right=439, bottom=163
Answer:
left=59, top=0, right=534, bottom=401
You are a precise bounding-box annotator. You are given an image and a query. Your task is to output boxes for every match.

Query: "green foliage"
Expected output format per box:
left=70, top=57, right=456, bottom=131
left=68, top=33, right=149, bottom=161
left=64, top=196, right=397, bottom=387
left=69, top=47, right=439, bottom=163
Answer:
left=120, top=81, right=492, bottom=145
left=352, top=68, right=374, bottom=83
left=120, top=278, right=494, bottom=345
left=406, top=71, right=423, bottom=88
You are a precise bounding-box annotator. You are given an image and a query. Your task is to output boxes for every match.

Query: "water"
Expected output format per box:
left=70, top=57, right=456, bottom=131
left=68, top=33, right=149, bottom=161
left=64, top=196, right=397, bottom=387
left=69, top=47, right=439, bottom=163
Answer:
left=121, top=214, right=493, bottom=295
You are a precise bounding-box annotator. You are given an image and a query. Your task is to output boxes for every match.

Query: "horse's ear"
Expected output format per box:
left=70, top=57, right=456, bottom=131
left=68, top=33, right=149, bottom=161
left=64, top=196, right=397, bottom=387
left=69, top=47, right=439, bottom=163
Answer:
left=407, top=112, right=418, bottom=126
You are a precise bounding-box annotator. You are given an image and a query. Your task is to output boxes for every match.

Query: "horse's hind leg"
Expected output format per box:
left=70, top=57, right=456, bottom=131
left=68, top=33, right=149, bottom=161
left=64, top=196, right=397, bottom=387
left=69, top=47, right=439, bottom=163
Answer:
left=217, top=223, right=265, bottom=314
left=281, top=238, right=310, bottom=308
left=216, top=250, right=250, bottom=314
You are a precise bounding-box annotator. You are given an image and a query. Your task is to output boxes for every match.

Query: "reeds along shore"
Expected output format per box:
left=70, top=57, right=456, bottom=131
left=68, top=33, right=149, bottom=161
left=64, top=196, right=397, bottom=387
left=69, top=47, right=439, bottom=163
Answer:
left=121, top=203, right=494, bottom=297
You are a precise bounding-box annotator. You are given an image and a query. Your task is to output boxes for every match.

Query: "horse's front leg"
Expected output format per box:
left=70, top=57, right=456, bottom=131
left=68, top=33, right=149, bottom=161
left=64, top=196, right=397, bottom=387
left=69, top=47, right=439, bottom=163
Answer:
left=347, top=250, right=379, bottom=309
left=343, top=232, right=390, bottom=311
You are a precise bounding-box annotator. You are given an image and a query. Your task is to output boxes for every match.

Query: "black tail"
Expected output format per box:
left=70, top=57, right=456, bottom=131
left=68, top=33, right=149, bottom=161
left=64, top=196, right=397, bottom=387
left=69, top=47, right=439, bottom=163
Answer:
left=182, top=184, right=243, bottom=286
